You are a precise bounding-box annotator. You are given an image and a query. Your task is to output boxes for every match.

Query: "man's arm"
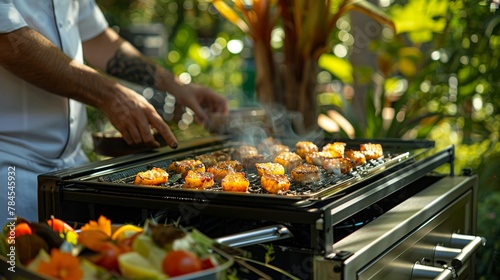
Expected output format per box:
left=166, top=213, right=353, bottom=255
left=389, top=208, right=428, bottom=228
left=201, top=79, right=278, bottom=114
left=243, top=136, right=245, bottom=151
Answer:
left=0, top=27, right=177, bottom=148
left=83, top=28, right=228, bottom=126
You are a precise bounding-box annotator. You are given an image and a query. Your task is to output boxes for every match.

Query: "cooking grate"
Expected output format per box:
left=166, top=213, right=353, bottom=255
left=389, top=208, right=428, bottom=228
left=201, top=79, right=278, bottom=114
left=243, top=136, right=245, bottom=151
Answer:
left=96, top=149, right=407, bottom=196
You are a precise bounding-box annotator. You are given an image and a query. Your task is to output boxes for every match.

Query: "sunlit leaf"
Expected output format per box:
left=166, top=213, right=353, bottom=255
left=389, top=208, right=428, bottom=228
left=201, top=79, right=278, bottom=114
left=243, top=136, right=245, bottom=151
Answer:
left=212, top=0, right=250, bottom=34
left=347, top=0, right=396, bottom=31
left=318, top=54, right=354, bottom=84
left=390, top=0, right=449, bottom=42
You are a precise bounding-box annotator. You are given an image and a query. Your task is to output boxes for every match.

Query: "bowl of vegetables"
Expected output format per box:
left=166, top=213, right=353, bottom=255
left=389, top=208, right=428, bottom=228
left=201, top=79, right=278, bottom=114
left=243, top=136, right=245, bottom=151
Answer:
left=0, top=216, right=233, bottom=280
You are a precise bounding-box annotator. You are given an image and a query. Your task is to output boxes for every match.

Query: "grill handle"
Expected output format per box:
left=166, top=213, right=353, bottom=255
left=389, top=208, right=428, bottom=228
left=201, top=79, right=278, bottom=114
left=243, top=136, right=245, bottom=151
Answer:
left=434, top=233, right=486, bottom=270
left=411, top=263, right=454, bottom=280
left=450, top=234, right=486, bottom=270
left=214, top=225, right=293, bottom=248
left=413, top=233, right=486, bottom=279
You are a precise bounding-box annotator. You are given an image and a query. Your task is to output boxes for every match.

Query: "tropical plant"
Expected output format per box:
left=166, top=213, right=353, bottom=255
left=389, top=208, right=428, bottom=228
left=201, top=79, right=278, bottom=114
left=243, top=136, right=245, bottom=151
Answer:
left=211, top=0, right=394, bottom=131
left=318, top=0, right=451, bottom=139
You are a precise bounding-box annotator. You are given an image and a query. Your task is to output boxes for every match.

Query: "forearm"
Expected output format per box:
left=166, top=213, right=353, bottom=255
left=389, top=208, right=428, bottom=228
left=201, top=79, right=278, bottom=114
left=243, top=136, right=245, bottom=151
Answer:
left=105, top=43, right=187, bottom=96
left=83, top=27, right=183, bottom=94
left=0, top=27, right=116, bottom=108
left=83, top=28, right=227, bottom=124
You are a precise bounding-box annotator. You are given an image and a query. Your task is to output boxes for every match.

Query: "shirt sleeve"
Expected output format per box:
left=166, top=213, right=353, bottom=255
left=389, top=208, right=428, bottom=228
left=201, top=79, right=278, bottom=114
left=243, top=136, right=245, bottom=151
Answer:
left=78, top=0, right=109, bottom=41
left=0, top=0, right=27, bottom=33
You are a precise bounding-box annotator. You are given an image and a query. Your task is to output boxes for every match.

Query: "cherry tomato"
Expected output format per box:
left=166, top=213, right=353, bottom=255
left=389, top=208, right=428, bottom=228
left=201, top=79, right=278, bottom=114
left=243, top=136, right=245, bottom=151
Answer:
left=93, top=242, right=121, bottom=271
left=15, top=223, right=32, bottom=237
left=47, top=218, right=75, bottom=234
left=162, top=250, right=202, bottom=277
left=116, top=231, right=141, bottom=254
left=200, top=257, right=215, bottom=270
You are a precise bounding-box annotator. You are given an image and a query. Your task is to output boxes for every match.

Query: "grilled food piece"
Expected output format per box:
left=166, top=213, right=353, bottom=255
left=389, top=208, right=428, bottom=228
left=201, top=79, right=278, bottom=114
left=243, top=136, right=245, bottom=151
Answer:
left=255, top=162, right=285, bottom=177
left=196, top=151, right=231, bottom=167
left=360, top=143, right=383, bottom=160
left=345, top=150, right=366, bottom=166
left=295, top=141, right=319, bottom=159
left=241, top=154, right=266, bottom=170
left=168, top=159, right=205, bottom=178
left=291, top=164, right=321, bottom=183
left=207, top=160, right=243, bottom=181
left=221, top=172, right=250, bottom=192
left=269, top=144, right=290, bottom=158
left=305, top=150, right=343, bottom=166
left=322, top=142, right=346, bottom=158
left=258, top=137, right=281, bottom=154
left=183, top=171, right=214, bottom=189
left=133, top=167, right=168, bottom=185
left=305, top=151, right=323, bottom=166
left=274, top=151, right=302, bottom=172
left=232, top=145, right=259, bottom=161
left=261, top=173, right=290, bottom=194
left=322, top=158, right=353, bottom=175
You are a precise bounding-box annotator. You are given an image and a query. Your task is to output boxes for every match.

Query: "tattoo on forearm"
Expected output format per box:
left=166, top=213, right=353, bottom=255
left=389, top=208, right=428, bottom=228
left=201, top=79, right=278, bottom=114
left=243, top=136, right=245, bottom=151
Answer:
left=106, top=48, right=156, bottom=87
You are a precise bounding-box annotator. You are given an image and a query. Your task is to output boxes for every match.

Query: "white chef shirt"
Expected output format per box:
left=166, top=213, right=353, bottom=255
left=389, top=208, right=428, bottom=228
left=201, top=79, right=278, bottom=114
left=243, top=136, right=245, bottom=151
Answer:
left=0, top=0, right=108, bottom=221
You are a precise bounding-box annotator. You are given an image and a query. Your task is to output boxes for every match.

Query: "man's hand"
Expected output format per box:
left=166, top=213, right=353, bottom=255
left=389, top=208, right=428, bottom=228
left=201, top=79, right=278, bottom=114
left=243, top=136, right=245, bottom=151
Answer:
left=173, top=83, right=229, bottom=127
left=82, top=27, right=228, bottom=142
left=100, top=83, right=178, bottom=149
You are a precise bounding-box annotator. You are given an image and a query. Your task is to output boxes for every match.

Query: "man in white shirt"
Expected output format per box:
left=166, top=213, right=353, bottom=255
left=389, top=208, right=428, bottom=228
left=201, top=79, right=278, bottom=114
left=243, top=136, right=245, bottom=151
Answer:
left=0, top=0, right=228, bottom=222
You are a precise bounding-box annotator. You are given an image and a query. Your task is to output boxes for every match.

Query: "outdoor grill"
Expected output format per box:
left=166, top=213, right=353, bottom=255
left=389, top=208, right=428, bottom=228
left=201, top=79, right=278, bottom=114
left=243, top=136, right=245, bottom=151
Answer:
left=37, top=135, right=484, bottom=279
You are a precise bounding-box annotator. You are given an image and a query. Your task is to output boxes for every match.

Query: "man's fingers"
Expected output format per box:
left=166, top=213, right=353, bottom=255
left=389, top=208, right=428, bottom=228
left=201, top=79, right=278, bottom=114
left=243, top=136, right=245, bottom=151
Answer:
left=127, top=125, right=145, bottom=146
left=119, top=128, right=134, bottom=146
left=149, top=114, right=178, bottom=149
left=186, top=101, right=208, bottom=126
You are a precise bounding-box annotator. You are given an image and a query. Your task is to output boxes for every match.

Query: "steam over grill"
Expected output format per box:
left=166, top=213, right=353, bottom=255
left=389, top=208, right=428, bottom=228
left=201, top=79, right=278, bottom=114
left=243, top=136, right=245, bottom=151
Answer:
left=37, top=136, right=484, bottom=279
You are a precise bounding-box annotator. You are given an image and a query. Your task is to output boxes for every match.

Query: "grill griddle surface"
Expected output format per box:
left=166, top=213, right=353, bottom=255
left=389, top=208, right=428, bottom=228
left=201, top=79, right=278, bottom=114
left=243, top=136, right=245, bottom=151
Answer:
left=79, top=141, right=414, bottom=205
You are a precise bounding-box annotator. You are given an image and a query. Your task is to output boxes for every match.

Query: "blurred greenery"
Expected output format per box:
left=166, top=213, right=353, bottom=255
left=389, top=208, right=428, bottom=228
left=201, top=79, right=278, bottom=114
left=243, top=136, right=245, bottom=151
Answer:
left=85, top=0, right=499, bottom=278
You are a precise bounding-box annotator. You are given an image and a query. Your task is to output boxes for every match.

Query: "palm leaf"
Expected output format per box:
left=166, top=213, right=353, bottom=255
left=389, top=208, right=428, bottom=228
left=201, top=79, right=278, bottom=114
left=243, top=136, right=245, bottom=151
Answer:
left=212, top=0, right=250, bottom=34
left=329, top=0, right=395, bottom=33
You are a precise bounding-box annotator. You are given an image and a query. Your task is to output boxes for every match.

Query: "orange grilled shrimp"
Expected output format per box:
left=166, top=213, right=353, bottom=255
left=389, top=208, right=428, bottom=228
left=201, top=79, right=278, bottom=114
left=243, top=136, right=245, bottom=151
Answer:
left=183, top=171, right=214, bottom=189
left=221, top=172, right=250, bottom=192
left=133, top=167, right=169, bottom=185
left=261, top=173, right=290, bottom=194
left=168, top=159, right=205, bottom=178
